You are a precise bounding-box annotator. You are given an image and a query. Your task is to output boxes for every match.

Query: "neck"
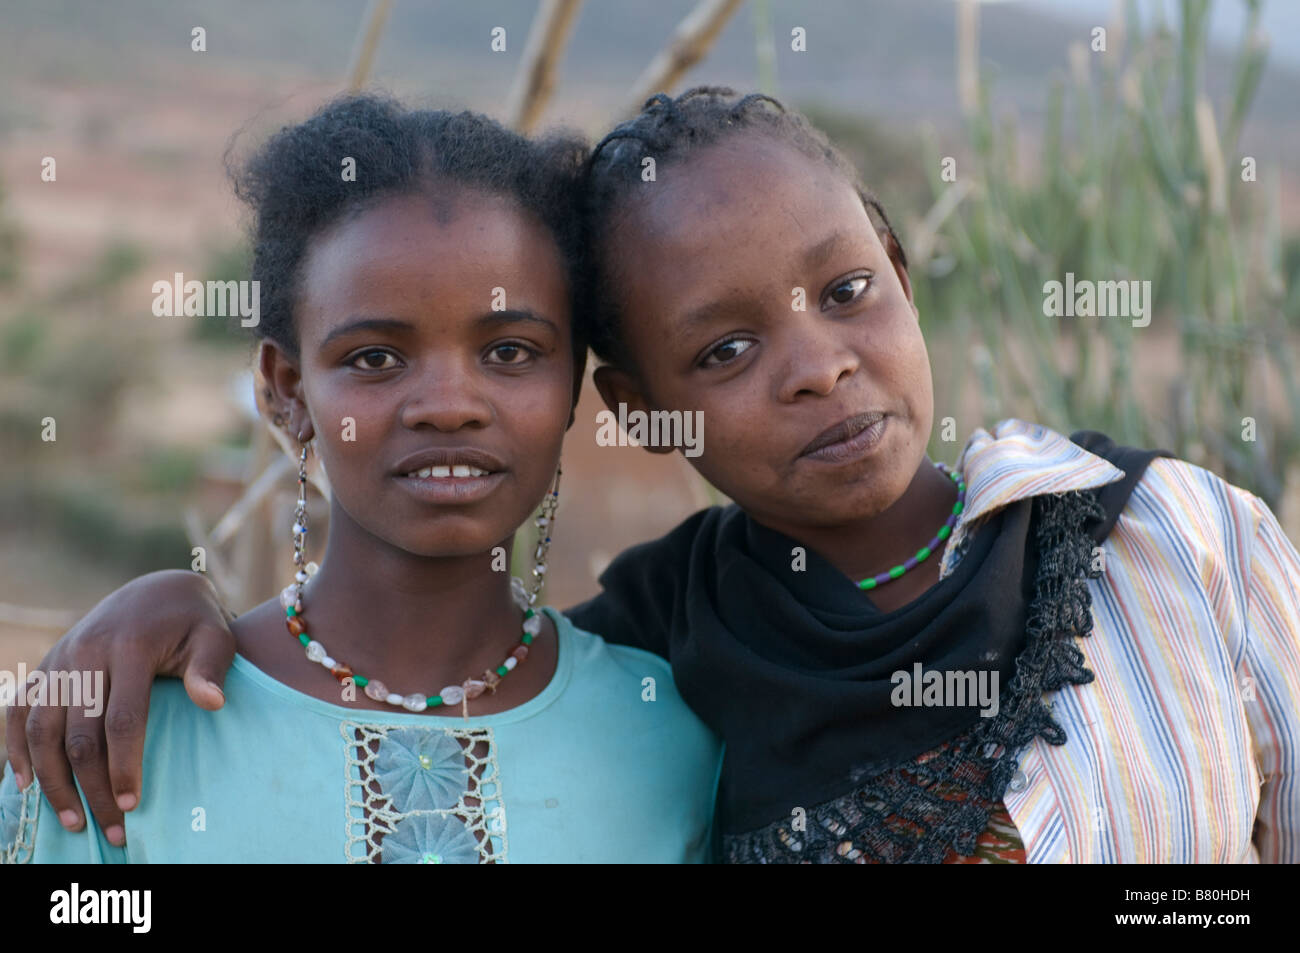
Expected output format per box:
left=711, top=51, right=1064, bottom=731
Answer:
left=298, top=504, right=524, bottom=684
left=761, top=457, right=958, bottom=585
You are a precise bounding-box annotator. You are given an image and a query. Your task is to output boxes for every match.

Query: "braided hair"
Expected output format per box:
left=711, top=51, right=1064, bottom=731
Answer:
left=229, top=93, right=589, bottom=362
left=581, top=86, right=908, bottom=370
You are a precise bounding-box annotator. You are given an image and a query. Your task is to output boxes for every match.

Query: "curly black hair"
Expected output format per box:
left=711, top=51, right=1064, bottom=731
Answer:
left=581, top=86, right=908, bottom=370
left=228, top=93, right=589, bottom=361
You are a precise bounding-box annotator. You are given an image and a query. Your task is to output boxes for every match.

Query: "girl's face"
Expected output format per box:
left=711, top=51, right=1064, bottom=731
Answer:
left=595, top=135, right=933, bottom=532
left=268, top=189, right=576, bottom=558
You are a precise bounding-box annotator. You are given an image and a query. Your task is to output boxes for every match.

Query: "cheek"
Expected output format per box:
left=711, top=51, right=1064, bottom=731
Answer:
left=301, top=377, right=393, bottom=479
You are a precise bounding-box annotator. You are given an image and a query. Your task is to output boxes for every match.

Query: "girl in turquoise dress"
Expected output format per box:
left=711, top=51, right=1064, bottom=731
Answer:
left=0, top=96, right=720, bottom=863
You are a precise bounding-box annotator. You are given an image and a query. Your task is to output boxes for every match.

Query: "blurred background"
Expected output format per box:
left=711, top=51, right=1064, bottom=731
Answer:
left=2, top=0, right=1298, bottom=761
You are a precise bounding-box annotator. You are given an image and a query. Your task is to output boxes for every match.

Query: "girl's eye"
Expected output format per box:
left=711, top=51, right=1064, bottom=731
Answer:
left=350, top=349, right=398, bottom=370
left=487, top=342, right=535, bottom=364
left=824, top=274, right=872, bottom=307
left=701, top=338, right=754, bottom=367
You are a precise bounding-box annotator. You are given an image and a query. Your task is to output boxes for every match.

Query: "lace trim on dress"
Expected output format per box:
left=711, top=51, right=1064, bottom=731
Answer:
left=342, top=721, right=508, bottom=864
left=0, top=774, right=40, bottom=864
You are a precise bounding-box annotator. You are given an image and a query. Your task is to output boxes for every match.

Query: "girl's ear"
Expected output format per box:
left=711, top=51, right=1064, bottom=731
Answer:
left=591, top=364, right=675, bottom=456
left=259, top=340, right=314, bottom=443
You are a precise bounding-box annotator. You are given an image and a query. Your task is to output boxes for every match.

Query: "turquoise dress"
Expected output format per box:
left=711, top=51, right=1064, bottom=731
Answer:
left=1, top=608, right=722, bottom=863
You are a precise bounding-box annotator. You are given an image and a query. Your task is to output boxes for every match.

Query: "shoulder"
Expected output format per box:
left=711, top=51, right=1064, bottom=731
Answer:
left=553, top=608, right=678, bottom=686
left=1130, top=456, right=1264, bottom=539
left=1119, top=456, right=1266, bottom=583
left=603, top=504, right=737, bottom=571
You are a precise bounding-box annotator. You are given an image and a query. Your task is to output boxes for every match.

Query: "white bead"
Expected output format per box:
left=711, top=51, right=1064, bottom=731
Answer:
left=295, top=570, right=309, bottom=583
left=305, top=640, right=326, bottom=662
left=386, top=692, right=404, bottom=706
left=292, top=523, right=305, bottom=536
left=305, top=561, right=319, bottom=576
left=510, top=577, right=530, bottom=610
left=504, top=657, right=517, bottom=671
left=440, top=685, right=465, bottom=705
left=279, top=585, right=299, bottom=610
left=320, top=656, right=336, bottom=669
left=523, top=614, right=542, bottom=636
left=401, top=694, right=427, bottom=712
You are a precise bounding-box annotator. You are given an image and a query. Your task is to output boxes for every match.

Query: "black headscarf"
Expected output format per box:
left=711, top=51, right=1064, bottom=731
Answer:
left=566, top=431, right=1169, bottom=856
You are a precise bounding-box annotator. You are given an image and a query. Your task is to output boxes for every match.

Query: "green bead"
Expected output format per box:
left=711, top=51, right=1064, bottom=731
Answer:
left=938, top=525, right=951, bottom=541
left=916, top=546, right=931, bottom=561
left=521, top=633, right=533, bottom=645
left=428, top=696, right=443, bottom=707
left=859, top=578, right=877, bottom=590
left=953, top=500, right=964, bottom=515
left=889, top=565, right=905, bottom=579
left=354, top=675, right=368, bottom=688
left=524, top=608, right=535, bottom=619
left=496, top=665, right=508, bottom=677
left=286, top=606, right=296, bottom=617
left=298, top=633, right=310, bottom=646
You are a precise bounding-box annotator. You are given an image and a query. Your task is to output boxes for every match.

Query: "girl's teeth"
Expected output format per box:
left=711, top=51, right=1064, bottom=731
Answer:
left=407, top=465, right=492, bottom=478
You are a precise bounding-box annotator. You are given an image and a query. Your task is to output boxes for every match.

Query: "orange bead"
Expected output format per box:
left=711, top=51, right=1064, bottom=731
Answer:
left=330, top=663, right=353, bottom=683
left=286, top=617, right=306, bottom=637
left=511, top=645, right=529, bottom=662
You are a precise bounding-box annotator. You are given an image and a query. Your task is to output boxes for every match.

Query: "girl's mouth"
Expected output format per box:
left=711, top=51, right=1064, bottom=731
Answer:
left=390, top=449, right=508, bottom=504
left=799, top=412, right=888, bottom=464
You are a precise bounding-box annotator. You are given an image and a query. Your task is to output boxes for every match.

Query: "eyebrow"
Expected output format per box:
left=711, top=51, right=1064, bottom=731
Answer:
left=803, top=230, right=854, bottom=270
left=474, top=309, right=560, bottom=334
left=679, top=296, right=764, bottom=336
left=319, top=310, right=560, bottom=349
left=320, top=317, right=414, bottom=349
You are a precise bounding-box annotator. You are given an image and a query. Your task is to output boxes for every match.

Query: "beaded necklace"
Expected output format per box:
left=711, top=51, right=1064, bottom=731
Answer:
left=281, top=444, right=562, bottom=718
left=856, top=462, right=966, bottom=591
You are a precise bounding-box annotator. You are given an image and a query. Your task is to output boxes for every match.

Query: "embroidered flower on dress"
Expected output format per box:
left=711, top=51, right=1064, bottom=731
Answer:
left=373, top=728, right=469, bottom=812
left=383, top=812, right=480, bottom=864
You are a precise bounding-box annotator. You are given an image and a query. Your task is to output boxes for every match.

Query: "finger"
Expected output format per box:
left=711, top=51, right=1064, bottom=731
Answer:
left=3, top=703, right=33, bottom=791
left=63, top=702, right=126, bottom=846
left=101, top=660, right=157, bottom=815
left=25, top=704, right=86, bottom=832
left=178, top=621, right=236, bottom=712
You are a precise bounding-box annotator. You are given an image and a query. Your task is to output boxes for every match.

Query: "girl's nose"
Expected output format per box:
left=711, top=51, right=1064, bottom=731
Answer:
left=398, top=360, right=494, bottom=432
left=775, top=320, right=860, bottom=402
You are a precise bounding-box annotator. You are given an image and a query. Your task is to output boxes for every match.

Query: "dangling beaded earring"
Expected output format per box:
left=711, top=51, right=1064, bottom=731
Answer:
left=279, top=457, right=564, bottom=720
left=280, top=439, right=316, bottom=616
